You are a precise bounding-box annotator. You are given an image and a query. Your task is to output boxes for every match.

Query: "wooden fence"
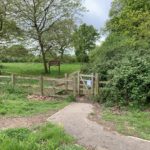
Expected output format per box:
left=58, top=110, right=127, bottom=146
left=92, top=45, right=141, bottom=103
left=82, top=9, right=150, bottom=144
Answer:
left=0, top=74, right=75, bottom=98
left=0, top=73, right=109, bottom=97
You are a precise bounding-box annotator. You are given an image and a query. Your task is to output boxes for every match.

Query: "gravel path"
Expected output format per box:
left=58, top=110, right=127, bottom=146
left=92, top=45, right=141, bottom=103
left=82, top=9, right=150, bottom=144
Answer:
left=48, top=103, right=150, bottom=150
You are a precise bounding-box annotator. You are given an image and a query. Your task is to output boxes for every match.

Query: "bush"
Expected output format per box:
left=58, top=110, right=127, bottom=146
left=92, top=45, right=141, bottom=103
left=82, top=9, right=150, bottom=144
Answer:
left=112, top=52, right=149, bottom=104
left=61, top=55, right=77, bottom=63
left=86, top=35, right=150, bottom=107
left=99, top=50, right=150, bottom=106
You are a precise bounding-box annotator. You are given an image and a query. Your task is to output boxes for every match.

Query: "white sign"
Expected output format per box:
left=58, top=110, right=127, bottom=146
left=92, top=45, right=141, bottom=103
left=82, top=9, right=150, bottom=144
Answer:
left=87, top=80, right=92, bottom=88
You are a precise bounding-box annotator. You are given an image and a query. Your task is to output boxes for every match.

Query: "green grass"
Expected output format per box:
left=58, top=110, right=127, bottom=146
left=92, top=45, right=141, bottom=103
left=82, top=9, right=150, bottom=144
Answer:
left=0, top=123, right=84, bottom=150
left=102, top=108, right=150, bottom=140
left=1, top=63, right=80, bottom=77
left=0, top=62, right=79, bottom=116
left=0, top=85, right=69, bottom=117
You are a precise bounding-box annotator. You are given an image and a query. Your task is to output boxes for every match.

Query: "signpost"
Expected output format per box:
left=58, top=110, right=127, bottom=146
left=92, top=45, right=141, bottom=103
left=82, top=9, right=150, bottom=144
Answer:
left=48, top=60, right=61, bottom=74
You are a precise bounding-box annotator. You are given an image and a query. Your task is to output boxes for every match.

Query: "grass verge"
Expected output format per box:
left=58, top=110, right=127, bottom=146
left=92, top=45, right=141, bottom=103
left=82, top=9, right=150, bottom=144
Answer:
left=102, top=107, right=150, bottom=140
left=0, top=123, right=84, bottom=150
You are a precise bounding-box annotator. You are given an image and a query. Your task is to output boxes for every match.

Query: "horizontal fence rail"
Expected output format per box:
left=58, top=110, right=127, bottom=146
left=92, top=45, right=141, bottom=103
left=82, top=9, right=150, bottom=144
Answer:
left=0, top=73, right=110, bottom=97
left=0, top=74, right=75, bottom=98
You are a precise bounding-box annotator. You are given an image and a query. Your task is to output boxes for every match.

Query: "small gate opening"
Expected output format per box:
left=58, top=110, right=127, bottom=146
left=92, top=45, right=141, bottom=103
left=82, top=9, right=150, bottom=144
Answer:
left=74, top=72, right=99, bottom=97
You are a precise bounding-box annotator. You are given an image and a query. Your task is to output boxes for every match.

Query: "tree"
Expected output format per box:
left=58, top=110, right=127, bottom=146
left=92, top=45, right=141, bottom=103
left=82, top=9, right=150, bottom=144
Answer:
left=47, top=19, right=76, bottom=60
left=106, top=0, right=150, bottom=49
left=0, top=0, right=21, bottom=42
left=0, top=45, right=29, bottom=62
left=11, top=0, right=83, bottom=73
left=72, top=24, right=99, bottom=63
left=0, top=0, right=22, bottom=74
left=86, top=0, right=150, bottom=106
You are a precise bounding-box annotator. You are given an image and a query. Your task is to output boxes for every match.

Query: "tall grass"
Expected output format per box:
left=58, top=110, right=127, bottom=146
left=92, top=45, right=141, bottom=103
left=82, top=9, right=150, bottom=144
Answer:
left=0, top=123, right=84, bottom=150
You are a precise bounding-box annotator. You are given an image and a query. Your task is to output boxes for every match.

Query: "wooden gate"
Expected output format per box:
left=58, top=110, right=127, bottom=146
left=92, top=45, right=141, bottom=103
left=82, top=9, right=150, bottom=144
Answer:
left=75, top=72, right=99, bottom=97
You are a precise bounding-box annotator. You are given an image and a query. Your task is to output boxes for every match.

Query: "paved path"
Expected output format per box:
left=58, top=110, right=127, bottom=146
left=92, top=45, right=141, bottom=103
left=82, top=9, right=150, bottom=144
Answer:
left=48, top=103, right=150, bottom=150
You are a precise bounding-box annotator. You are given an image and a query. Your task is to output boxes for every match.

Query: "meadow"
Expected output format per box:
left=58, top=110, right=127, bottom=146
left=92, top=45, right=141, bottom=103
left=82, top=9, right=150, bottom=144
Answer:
left=1, top=63, right=80, bottom=77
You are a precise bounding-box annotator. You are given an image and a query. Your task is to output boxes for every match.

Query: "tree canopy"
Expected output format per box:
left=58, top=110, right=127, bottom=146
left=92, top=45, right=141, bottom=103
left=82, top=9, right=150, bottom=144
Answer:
left=0, top=0, right=21, bottom=42
left=86, top=0, right=150, bottom=106
left=73, top=23, right=99, bottom=63
left=11, top=0, right=84, bottom=73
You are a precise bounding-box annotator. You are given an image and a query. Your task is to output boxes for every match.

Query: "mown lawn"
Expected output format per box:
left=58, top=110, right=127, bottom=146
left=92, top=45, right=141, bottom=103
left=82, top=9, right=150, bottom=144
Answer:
left=102, top=108, right=150, bottom=140
left=0, top=85, right=69, bottom=117
left=1, top=63, right=80, bottom=77
left=0, top=123, right=84, bottom=150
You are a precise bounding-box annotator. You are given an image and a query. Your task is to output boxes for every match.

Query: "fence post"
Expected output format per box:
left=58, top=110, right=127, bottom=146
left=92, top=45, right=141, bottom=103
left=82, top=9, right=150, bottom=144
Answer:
left=77, top=72, right=80, bottom=95
left=91, top=73, right=94, bottom=95
left=40, top=75, right=44, bottom=96
left=53, top=80, right=56, bottom=96
left=65, top=73, right=68, bottom=92
left=12, top=74, right=16, bottom=87
left=95, top=73, right=99, bottom=96
left=73, top=75, right=77, bottom=96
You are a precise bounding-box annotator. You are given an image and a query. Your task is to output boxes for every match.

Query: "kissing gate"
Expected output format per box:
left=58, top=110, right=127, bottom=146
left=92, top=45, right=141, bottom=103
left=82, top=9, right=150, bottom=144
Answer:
left=73, top=72, right=99, bottom=97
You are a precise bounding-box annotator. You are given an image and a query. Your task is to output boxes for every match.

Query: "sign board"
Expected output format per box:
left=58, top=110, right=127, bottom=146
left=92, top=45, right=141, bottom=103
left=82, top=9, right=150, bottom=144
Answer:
left=86, top=80, right=92, bottom=88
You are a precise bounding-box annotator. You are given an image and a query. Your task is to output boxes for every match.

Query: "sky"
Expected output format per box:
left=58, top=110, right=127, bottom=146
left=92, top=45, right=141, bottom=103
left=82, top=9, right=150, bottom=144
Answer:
left=82, top=0, right=112, bottom=30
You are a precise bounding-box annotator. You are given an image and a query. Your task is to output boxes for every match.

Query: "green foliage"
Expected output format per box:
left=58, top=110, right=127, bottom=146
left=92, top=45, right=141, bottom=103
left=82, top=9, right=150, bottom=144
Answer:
left=0, top=0, right=22, bottom=41
left=86, top=0, right=150, bottom=107
left=0, top=45, right=30, bottom=62
left=60, top=55, right=77, bottom=63
left=11, top=0, right=84, bottom=73
left=108, top=50, right=150, bottom=105
left=96, top=50, right=150, bottom=106
left=73, top=23, right=99, bottom=63
left=44, top=19, right=76, bottom=60
left=107, top=0, right=150, bottom=41
left=0, top=123, right=84, bottom=150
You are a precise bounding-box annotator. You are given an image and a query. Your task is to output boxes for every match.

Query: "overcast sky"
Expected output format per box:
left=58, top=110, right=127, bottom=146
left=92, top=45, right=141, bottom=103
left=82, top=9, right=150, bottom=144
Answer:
left=82, top=0, right=112, bottom=30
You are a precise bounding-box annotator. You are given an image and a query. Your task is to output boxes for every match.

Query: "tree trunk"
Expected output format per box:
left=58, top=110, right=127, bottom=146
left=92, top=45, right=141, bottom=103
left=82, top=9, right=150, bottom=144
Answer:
left=60, top=50, right=64, bottom=60
left=38, top=35, right=48, bottom=73
left=41, top=50, right=48, bottom=74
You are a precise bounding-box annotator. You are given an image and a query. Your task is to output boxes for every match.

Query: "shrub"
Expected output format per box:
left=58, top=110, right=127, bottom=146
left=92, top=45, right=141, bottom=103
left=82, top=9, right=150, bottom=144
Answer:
left=100, top=50, right=150, bottom=106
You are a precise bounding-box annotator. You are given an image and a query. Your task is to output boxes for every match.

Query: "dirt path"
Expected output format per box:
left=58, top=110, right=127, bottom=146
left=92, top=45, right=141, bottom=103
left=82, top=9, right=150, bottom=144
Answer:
left=0, top=110, right=56, bottom=130
left=48, top=103, right=150, bottom=150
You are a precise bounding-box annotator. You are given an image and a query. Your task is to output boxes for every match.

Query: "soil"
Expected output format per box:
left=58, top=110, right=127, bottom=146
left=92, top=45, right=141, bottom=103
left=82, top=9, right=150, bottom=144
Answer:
left=88, top=104, right=116, bottom=132
left=0, top=110, right=56, bottom=130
